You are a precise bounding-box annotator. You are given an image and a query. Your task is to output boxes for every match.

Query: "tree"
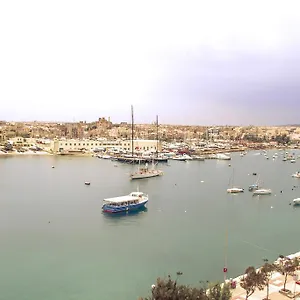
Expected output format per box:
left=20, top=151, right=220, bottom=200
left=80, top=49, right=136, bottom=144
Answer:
left=207, top=282, right=231, bottom=300
left=260, top=259, right=276, bottom=300
left=275, top=255, right=299, bottom=292
left=240, top=266, right=265, bottom=300
left=139, top=275, right=232, bottom=300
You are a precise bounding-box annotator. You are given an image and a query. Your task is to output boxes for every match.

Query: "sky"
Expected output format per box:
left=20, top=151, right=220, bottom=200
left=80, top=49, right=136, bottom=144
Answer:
left=1, top=0, right=300, bottom=125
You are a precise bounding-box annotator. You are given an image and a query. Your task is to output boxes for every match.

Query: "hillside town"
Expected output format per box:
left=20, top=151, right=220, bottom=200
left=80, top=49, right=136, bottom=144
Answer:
left=0, top=117, right=299, bottom=156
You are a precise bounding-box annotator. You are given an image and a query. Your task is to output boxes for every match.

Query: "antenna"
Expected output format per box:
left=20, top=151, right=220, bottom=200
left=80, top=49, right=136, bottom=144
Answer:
left=131, top=105, right=134, bottom=157
left=156, top=115, right=159, bottom=158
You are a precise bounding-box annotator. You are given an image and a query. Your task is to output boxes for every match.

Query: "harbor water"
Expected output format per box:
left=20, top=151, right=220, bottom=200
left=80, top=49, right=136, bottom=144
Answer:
left=0, top=150, right=300, bottom=300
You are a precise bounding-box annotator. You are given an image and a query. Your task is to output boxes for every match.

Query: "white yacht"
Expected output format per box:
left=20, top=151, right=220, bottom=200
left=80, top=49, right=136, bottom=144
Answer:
left=227, top=187, right=244, bottom=193
left=182, top=154, right=193, bottom=160
left=227, top=169, right=243, bottom=193
left=293, top=198, right=300, bottom=206
left=253, top=189, right=272, bottom=195
left=172, top=155, right=187, bottom=161
left=216, top=153, right=231, bottom=160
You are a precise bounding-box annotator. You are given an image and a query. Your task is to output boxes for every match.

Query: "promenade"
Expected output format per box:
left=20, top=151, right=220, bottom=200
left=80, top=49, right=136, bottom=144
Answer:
left=230, top=252, right=300, bottom=300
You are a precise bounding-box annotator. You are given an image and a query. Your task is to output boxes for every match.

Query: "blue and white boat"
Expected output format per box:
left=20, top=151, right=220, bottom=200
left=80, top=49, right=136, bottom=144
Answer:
left=248, top=184, right=259, bottom=191
left=102, top=191, right=148, bottom=213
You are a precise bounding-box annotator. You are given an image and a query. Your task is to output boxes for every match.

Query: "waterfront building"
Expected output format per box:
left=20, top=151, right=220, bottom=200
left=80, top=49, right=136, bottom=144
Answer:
left=120, top=139, right=162, bottom=153
left=51, top=138, right=122, bottom=153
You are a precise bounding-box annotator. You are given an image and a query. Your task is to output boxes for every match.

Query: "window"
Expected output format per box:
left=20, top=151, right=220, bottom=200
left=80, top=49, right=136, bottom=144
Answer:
left=65, top=143, right=67, bottom=146
left=69, top=143, right=72, bottom=146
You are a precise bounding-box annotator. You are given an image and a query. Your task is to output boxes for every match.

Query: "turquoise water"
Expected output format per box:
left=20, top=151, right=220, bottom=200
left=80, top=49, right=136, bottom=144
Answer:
left=0, top=151, right=300, bottom=300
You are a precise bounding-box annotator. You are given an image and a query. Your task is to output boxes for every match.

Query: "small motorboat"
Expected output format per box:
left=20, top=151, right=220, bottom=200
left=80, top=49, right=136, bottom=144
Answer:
left=85, top=182, right=91, bottom=185
left=52, top=166, right=55, bottom=168
left=292, top=172, right=300, bottom=178
left=227, top=187, right=244, bottom=193
left=248, top=184, right=259, bottom=191
left=293, top=198, right=300, bottom=206
left=253, top=189, right=272, bottom=195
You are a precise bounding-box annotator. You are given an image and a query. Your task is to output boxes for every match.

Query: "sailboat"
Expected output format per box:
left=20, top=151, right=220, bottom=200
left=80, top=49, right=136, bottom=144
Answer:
left=130, top=160, right=163, bottom=180
left=227, top=169, right=244, bottom=193
left=129, top=112, right=163, bottom=180
left=251, top=176, right=272, bottom=195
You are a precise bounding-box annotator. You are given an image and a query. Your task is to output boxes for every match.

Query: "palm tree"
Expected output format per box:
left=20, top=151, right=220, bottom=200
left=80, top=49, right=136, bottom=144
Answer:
left=260, top=259, right=276, bottom=300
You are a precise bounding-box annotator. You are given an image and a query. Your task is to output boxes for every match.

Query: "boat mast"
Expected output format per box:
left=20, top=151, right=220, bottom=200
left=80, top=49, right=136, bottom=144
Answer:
left=224, top=228, right=228, bottom=282
left=131, top=105, right=134, bottom=157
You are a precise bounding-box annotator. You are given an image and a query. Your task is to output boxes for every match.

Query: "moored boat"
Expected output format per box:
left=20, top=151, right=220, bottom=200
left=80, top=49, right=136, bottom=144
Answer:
left=216, top=153, right=231, bottom=160
left=253, top=188, right=272, bottom=195
left=292, top=171, right=300, bottom=178
left=102, top=191, right=148, bottom=213
left=172, top=156, right=187, bottom=161
left=227, top=187, right=244, bottom=193
left=293, top=198, right=300, bottom=206
left=248, top=184, right=259, bottom=191
left=130, top=160, right=163, bottom=180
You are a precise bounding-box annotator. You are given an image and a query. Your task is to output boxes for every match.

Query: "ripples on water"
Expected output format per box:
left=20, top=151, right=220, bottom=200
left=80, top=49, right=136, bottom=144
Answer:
left=0, top=150, right=300, bottom=300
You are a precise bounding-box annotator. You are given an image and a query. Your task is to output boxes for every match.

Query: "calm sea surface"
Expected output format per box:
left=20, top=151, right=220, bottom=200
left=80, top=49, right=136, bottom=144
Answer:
left=1, top=150, right=300, bottom=300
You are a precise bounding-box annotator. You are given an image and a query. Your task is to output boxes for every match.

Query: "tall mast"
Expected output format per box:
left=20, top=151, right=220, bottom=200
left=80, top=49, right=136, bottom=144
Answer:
left=131, top=105, right=134, bottom=157
left=156, top=115, right=159, bottom=158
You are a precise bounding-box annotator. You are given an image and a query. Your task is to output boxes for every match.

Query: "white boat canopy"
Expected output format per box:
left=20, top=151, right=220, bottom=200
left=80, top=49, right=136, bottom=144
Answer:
left=103, top=196, right=138, bottom=203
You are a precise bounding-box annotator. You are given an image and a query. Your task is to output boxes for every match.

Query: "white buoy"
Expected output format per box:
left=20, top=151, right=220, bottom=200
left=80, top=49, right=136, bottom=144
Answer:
left=201, top=180, right=204, bottom=183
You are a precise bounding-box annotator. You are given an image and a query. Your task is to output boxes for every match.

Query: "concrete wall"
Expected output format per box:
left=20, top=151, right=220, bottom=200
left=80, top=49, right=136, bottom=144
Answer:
left=121, top=140, right=162, bottom=153
left=52, top=139, right=122, bottom=153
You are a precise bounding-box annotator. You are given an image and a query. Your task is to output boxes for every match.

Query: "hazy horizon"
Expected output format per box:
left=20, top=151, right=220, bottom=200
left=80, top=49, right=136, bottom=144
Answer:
left=1, top=0, right=300, bottom=125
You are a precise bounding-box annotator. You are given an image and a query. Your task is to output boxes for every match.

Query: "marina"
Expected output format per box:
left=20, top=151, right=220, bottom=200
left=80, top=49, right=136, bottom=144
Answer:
left=1, top=149, right=300, bottom=300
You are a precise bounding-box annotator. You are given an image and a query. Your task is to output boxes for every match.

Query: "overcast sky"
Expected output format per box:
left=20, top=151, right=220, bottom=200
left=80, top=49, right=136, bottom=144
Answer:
left=1, top=0, right=300, bottom=125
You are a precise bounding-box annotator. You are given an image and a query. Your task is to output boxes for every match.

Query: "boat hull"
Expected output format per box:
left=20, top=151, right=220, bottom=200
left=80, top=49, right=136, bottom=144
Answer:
left=227, top=189, right=244, bottom=193
left=253, top=189, right=272, bottom=195
left=102, top=200, right=148, bottom=213
left=130, top=171, right=163, bottom=180
left=293, top=198, right=300, bottom=206
left=117, top=157, right=168, bottom=164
